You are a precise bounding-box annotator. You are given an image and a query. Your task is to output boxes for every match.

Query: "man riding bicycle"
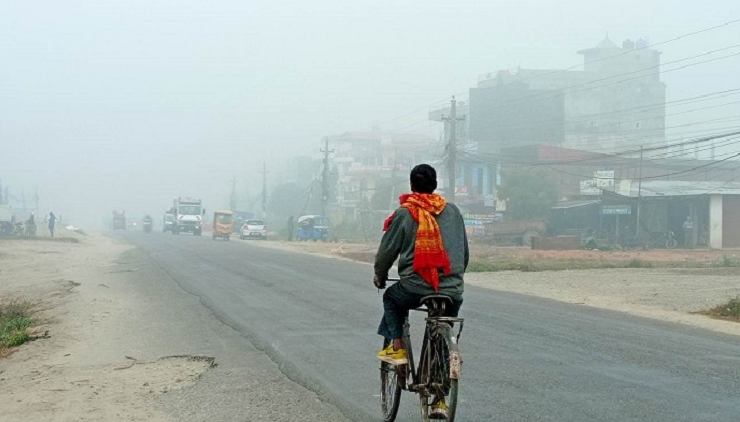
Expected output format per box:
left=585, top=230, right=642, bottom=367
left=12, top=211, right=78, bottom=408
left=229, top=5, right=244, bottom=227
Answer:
left=374, top=164, right=469, bottom=418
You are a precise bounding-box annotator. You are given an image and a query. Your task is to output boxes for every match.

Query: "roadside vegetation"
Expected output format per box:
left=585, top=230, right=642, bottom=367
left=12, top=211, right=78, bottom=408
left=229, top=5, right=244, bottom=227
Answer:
left=465, top=256, right=740, bottom=272
left=696, top=296, right=740, bottom=322
left=0, top=299, right=34, bottom=352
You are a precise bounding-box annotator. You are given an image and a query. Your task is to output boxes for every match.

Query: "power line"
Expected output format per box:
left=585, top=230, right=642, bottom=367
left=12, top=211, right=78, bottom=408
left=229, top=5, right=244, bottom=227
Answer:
left=471, top=49, right=740, bottom=115
left=477, top=18, right=740, bottom=88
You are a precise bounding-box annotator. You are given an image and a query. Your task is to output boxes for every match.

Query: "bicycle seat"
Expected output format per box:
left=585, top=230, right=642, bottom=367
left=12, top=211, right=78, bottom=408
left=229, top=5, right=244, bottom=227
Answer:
left=420, top=294, right=454, bottom=315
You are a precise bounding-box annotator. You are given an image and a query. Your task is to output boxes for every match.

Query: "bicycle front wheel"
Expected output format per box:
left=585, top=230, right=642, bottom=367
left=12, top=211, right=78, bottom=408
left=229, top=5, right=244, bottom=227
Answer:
left=380, top=338, right=402, bottom=422
left=419, top=324, right=460, bottom=422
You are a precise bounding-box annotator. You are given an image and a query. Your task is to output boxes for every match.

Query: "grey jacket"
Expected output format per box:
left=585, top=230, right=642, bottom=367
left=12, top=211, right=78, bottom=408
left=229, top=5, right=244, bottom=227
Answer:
left=374, top=202, right=468, bottom=298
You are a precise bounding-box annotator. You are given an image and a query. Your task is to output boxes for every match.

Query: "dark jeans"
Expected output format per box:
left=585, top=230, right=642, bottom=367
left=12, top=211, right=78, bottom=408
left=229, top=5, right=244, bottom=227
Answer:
left=377, top=282, right=462, bottom=341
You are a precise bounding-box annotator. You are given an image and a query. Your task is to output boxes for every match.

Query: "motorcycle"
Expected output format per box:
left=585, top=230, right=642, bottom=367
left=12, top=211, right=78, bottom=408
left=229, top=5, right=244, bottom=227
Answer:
left=12, top=221, right=25, bottom=236
left=649, top=230, right=677, bottom=249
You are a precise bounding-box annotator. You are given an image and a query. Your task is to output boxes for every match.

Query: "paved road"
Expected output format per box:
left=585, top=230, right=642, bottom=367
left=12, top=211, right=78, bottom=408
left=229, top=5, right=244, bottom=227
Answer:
left=127, top=231, right=740, bottom=422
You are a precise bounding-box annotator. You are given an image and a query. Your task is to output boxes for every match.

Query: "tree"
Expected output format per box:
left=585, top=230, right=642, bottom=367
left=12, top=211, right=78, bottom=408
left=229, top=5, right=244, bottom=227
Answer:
left=268, top=183, right=307, bottom=229
left=497, top=169, right=558, bottom=220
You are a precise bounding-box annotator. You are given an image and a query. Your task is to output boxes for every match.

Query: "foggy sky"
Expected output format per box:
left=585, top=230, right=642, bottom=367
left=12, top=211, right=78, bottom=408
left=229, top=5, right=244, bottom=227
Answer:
left=1, top=0, right=739, bottom=226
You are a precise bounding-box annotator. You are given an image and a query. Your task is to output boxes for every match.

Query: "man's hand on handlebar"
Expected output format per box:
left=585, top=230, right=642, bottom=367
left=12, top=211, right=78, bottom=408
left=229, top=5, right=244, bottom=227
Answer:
left=373, top=275, right=387, bottom=289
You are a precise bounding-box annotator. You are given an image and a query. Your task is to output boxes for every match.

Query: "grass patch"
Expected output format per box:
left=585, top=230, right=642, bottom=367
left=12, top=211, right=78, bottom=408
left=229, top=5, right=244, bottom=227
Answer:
left=467, top=257, right=660, bottom=272
left=626, top=258, right=653, bottom=268
left=712, top=255, right=740, bottom=267
left=0, top=299, right=34, bottom=350
left=695, top=296, right=740, bottom=322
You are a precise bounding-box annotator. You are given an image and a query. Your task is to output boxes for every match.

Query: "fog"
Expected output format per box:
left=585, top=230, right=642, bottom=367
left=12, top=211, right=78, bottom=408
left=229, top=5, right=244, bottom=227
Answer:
left=1, top=1, right=739, bottom=226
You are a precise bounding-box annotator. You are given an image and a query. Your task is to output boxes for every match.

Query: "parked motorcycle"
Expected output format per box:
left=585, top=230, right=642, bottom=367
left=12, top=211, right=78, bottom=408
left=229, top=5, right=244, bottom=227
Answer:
left=649, top=230, right=677, bottom=249
left=12, top=221, right=25, bottom=236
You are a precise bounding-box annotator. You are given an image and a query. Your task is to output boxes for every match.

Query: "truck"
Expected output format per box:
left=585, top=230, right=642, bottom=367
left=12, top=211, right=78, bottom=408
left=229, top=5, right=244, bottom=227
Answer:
left=112, top=210, right=127, bottom=230
left=171, top=197, right=204, bottom=235
left=483, top=219, right=547, bottom=246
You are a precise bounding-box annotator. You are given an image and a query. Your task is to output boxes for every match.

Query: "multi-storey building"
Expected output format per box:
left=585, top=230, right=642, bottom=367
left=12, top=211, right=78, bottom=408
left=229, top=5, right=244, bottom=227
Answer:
left=470, top=37, right=666, bottom=154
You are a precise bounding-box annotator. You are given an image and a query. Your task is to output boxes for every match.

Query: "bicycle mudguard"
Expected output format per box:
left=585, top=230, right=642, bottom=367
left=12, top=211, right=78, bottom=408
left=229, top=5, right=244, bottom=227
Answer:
left=449, top=349, right=462, bottom=380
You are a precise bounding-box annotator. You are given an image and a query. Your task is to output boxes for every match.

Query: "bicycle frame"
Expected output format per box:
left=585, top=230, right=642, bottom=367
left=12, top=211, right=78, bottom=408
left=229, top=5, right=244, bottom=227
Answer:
left=401, top=305, right=464, bottom=393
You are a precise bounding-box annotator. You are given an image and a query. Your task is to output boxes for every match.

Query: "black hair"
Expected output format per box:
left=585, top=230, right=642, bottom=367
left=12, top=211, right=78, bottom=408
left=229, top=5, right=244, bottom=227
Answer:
left=410, top=164, right=437, bottom=194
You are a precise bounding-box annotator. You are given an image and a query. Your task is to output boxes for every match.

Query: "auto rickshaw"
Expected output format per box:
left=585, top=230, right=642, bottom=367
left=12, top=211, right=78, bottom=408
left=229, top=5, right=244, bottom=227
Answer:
left=212, top=210, right=234, bottom=241
left=297, top=215, right=329, bottom=242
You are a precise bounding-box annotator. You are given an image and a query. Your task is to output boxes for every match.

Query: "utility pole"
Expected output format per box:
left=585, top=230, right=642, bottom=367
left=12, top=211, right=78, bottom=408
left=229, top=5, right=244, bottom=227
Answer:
left=441, top=96, right=464, bottom=202
left=229, top=176, right=237, bottom=211
left=320, top=137, right=334, bottom=216
left=259, top=163, right=268, bottom=219
left=389, top=147, right=399, bottom=210
left=636, top=146, right=644, bottom=238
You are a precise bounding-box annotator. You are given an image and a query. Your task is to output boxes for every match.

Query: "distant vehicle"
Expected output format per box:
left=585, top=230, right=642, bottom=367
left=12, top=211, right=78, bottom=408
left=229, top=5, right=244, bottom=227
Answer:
left=239, top=219, right=267, bottom=240
left=171, top=197, right=204, bottom=236
left=297, top=215, right=329, bottom=242
left=142, top=215, right=153, bottom=233
left=163, top=211, right=174, bottom=233
left=483, top=219, right=546, bottom=246
left=112, top=210, right=127, bottom=230
left=232, top=210, right=254, bottom=231
left=212, top=210, right=234, bottom=241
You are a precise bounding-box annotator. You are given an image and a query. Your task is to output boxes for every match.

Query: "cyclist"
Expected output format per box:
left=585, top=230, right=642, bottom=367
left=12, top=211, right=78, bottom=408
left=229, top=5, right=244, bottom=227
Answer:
left=374, top=164, right=468, bottom=418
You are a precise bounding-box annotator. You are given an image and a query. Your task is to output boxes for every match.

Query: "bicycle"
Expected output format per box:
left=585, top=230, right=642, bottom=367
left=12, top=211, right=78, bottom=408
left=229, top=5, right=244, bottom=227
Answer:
left=379, top=278, right=465, bottom=422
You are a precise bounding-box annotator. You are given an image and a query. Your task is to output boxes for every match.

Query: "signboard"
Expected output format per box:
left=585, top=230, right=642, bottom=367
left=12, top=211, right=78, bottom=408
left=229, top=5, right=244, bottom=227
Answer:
left=580, top=180, right=600, bottom=196
left=581, top=170, right=616, bottom=195
left=463, top=214, right=500, bottom=237
left=594, top=170, right=615, bottom=190
left=601, top=205, right=632, bottom=215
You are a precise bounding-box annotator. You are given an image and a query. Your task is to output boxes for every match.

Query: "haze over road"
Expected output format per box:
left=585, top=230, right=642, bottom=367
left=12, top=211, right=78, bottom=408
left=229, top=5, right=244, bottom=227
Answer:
left=127, top=232, right=740, bottom=422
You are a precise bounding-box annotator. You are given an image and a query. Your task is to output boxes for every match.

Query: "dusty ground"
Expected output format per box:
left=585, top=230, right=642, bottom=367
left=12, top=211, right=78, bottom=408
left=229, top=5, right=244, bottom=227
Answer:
left=248, top=239, right=740, bottom=336
left=0, top=229, right=215, bottom=422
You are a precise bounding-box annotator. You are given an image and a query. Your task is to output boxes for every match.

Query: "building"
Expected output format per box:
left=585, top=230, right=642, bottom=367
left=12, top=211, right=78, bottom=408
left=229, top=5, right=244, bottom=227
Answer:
left=328, top=131, right=439, bottom=208
left=470, top=37, right=666, bottom=154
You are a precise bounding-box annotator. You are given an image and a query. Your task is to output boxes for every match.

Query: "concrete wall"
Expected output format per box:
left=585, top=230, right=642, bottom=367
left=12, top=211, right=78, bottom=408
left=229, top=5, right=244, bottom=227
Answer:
left=709, top=194, right=723, bottom=249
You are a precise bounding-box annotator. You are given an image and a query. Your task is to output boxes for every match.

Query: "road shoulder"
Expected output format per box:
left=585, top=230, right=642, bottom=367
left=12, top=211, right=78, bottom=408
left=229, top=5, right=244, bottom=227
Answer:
left=0, top=231, right=351, bottom=422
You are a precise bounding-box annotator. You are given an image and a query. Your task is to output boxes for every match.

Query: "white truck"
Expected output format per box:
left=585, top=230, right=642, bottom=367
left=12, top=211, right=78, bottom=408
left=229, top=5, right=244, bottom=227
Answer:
left=171, top=197, right=204, bottom=236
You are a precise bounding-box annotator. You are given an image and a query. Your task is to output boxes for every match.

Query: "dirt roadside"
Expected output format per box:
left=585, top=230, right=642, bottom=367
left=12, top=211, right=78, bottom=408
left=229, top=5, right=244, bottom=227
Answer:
left=0, top=231, right=351, bottom=422
left=0, top=231, right=211, bottom=422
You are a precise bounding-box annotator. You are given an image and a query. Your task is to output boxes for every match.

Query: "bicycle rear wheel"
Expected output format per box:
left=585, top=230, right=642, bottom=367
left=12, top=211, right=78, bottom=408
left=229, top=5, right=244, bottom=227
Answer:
left=419, top=324, right=460, bottom=422
left=380, top=338, right=402, bottom=422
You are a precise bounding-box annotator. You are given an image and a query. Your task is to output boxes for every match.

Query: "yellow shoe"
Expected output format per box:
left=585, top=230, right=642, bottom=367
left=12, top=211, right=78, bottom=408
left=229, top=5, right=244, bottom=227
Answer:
left=430, top=399, right=448, bottom=419
left=377, top=344, right=408, bottom=365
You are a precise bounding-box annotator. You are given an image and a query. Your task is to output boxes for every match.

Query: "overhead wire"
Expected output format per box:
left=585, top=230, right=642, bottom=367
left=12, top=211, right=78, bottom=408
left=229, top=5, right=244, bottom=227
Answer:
left=475, top=18, right=740, bottom=90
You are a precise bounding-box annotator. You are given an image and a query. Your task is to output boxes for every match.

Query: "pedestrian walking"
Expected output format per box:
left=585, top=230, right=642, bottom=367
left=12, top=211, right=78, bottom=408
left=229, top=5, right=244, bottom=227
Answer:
left=48, top=212, right=56, bottom=237
left=286, top=215, right=294, bottom=241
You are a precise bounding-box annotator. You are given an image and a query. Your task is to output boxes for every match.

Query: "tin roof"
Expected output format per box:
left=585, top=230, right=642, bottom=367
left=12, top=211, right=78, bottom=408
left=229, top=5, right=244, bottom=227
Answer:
left=622, top=181, right=740, bottom=197
left=551, top=199, right=601, bottom=209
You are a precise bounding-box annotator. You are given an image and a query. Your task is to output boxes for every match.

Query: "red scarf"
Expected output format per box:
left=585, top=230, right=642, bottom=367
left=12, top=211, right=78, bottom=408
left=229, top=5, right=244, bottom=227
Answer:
left=399, top=193, right=451, bottom=291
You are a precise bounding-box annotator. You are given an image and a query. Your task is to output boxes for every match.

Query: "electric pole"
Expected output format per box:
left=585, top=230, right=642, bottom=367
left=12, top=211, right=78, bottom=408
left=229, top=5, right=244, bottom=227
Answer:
left=320, top=137, right=334, bottom=216
left=260, top=163, right=268, bottom=219
left=389, top=147, right=399, bottom=210
left=636, top=146, right=644, bottom=238
left=441, top=96, right=464, bottom=202
left=230, top=176, right=237, bottom=211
